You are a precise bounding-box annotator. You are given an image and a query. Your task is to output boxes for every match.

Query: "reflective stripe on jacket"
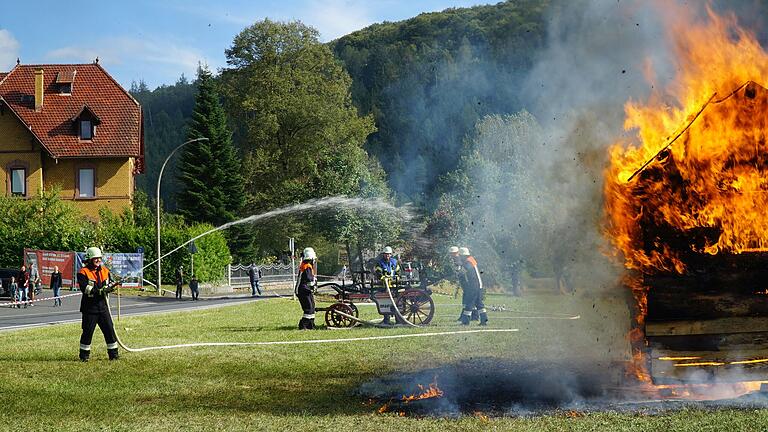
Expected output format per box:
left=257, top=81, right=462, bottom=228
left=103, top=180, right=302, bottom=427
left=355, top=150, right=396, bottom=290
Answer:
left=77, top=265, right=111, bottom=314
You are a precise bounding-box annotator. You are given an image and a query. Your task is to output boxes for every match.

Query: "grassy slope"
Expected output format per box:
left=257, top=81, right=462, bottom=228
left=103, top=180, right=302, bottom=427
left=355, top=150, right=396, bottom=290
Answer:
left=1, top=291, right=767, bottom=431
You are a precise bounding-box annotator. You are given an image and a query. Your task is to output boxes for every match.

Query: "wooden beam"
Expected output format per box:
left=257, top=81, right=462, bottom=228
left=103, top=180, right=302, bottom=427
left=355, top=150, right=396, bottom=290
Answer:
left=650, top=347, right=768, bottom=384
left=646, top=317, right=768, bottom=336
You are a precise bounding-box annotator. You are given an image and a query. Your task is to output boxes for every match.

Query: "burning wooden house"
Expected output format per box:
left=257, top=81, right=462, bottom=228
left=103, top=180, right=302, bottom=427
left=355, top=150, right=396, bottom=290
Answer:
left=607, top=78, right=768, bottom=384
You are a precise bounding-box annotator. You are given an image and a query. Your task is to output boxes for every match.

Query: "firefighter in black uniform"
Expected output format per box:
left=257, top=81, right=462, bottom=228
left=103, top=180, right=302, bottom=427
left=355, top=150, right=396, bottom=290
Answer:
left=78, top=247, right=120, bottom=361
left=296, top=247, right=317, bottom=330
left=458, top=247, right=488, bottom=326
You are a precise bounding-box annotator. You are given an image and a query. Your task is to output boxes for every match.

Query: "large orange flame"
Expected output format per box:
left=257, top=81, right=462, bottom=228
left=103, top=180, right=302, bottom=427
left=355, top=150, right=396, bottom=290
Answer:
left=604, top=4, right=768, bottom=394
left=605, top=5, right=768, bottom=274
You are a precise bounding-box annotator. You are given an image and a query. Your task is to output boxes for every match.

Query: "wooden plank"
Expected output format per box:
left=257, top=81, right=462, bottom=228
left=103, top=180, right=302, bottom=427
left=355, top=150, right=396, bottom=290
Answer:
left=647, top=331, right=768, bottom=351
left=647, top=291, right=768, bottom=320
left=650, top=346, right=768, bottom=384
left=645, top=317, right=768, bottom=336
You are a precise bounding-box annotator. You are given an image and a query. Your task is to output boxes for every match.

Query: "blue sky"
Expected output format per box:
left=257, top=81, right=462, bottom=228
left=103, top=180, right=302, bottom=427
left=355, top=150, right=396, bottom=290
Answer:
left=1, top=0, right=491, bottom=89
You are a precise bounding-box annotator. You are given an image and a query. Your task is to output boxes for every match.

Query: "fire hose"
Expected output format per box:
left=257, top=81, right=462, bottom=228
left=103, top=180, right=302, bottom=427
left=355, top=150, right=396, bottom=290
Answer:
left=105, top=297, right=518, bottom=352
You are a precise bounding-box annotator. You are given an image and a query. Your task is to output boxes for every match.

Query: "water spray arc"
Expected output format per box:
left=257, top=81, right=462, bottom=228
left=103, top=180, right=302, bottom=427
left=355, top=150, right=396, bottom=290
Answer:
left=143, top=196, right=405, bottom=271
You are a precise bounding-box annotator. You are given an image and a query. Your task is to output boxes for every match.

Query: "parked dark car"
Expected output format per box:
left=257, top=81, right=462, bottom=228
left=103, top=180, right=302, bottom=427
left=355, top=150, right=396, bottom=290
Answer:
left=0, top=268, right=19, bottom=298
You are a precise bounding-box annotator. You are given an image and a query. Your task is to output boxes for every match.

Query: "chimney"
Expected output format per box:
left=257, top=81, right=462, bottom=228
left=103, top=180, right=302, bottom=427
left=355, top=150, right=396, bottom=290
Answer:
left=34, top=68, right=44, bottom=111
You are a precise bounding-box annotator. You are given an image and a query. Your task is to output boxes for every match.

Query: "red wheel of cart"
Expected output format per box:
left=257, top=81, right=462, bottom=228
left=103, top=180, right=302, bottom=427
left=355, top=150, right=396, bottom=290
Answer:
left=395, top=290, right=435, bottom=325
left=325, top=302, right=359, bottom=328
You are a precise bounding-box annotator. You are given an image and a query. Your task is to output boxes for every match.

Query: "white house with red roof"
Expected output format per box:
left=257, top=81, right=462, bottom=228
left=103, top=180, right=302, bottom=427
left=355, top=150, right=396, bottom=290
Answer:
left=0, top=61, right=144, bottom=218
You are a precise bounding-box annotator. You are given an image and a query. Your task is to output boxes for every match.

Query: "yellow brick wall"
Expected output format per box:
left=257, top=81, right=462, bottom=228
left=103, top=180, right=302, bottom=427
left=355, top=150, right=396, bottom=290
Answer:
left=0, top=108, right=43, bottom=195
left=43, top=156, right=134, bottom=217
left=0, top=105, right=135, bottom=218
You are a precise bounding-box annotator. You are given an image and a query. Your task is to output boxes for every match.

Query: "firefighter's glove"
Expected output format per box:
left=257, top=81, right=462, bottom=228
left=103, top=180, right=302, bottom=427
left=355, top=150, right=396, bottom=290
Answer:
left=85, top=281, right=95, bottom=297
left=101, top=283, right=117, bottom=295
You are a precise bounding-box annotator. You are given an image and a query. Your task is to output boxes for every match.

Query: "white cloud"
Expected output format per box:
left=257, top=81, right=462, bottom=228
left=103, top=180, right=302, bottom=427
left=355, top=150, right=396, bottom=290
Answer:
left=45, top=36, right=208, bottom=82
left=303, top=0, right=375, bottom=41
left=0, top=29, right=20, bottom=72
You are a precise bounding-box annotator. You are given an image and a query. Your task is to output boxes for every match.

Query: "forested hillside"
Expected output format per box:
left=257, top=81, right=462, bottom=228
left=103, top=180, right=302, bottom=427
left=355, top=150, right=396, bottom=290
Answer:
left=130, top=77, right=197, bottom=210
left=130, top=1, right=551, bottom=211
left=332, top=0, right=551, bottom=205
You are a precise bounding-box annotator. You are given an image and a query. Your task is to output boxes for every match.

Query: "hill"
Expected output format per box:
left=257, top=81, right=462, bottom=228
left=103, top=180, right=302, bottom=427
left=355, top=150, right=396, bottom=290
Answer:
left=332, top=0, right=551, bottom=204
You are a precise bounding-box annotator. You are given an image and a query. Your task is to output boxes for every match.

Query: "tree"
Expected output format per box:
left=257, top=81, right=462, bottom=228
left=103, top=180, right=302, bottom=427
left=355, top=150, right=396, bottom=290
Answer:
left=178, top=65, right=245, bottom=225
left=131, top=75, right=197, bottom=209
left=221, top=19, right=376, bottom=210
left=176, top=66, right=252, bottom=261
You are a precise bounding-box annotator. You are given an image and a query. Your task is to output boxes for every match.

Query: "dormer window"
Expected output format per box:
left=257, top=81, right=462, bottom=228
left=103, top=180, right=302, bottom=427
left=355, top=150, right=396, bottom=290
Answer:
left=57, top=83, right=72, bottom=95
left=80, top=120, right=93, bottom=140
left=56, top=70, right=75, bottom=95
left=71, top=105, right=100, bottom=141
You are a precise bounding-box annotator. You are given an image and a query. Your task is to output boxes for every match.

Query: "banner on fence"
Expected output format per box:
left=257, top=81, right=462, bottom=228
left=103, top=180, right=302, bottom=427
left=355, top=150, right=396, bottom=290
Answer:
left=76, top=252, right=144, bottom=288
left=24, top=249, right=76, bottom=289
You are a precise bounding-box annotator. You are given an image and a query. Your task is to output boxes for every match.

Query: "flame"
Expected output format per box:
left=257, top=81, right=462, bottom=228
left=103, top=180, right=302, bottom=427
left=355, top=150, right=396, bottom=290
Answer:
left=603, top=5, right=768, bottom=390
left=376, top=377, right=444, bottom=414
left=401, top=377, right=444, bottom=403
left=605, top=5, right=768, bottom=274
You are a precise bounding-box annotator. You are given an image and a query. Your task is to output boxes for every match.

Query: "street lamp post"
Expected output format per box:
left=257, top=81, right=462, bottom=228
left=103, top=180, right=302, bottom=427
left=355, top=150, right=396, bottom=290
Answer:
left=156, top=137, right=208, bottom=295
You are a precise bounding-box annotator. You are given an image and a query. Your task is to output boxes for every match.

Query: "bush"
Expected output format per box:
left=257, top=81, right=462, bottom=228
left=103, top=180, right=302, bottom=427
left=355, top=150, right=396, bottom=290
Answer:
left=0, top=188, right=94, bottom=267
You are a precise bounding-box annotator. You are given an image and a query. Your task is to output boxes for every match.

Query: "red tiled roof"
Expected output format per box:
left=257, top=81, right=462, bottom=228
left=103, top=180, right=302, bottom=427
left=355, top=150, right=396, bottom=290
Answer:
left=0, top=63, right=141, bottom=158
left=0, top=72, right=6, bottom=81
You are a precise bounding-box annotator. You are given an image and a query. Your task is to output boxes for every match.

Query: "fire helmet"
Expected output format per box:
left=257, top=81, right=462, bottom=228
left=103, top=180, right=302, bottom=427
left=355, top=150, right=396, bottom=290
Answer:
left=448, top=246, right=459, bottom=255
left=459, top=247, right=470, bottom=256
left=303, top=247, right=316, bottom=260
left=382, top=246, right=394, bottom=254
left=85, top=246, right=103, bottom=261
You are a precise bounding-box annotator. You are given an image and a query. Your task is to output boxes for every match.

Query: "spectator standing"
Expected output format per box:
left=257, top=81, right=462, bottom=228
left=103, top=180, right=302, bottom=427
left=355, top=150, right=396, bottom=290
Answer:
left=51, top=266, right=63, bottom=307
left=30, top=263, right=41, bottom=298
left=175, top=266, right=185, bottom=299
left=189, top=275, right=200, bottom=301
left=248, top=263, right=262, bottom=297
left=19, top=265, right=29, bottom=307
left=9, top=277, right=18, bottom=309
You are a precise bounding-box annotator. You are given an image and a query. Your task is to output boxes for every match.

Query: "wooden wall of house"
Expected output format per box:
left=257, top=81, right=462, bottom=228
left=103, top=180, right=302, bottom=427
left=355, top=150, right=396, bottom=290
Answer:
left=43, top=155, right=134, bottom=217
left=0, top=108, right=43, bottom=195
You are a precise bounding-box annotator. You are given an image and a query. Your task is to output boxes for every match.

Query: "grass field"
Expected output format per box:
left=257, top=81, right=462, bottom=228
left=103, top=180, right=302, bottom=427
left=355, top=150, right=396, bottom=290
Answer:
left=2, top=289, right=768, bottom=431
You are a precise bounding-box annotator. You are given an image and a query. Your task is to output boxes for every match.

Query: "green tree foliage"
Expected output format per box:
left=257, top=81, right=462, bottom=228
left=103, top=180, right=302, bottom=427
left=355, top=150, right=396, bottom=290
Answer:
left=98, top=192, right=231, bottom=283
left=430, top=112, right=556, bottom=286
left=177, top=66, right=244, bottom=226
left=332, top=0, right=551, bottom=204
left=221, top=19, right=376, bottom=210
left=0, top=188, right=94, bottom=266
left=130, top=77, right=197, bottom=210
left=176, top=66, right=252, bottom=262
left=221, top=19, right=401, bottom=263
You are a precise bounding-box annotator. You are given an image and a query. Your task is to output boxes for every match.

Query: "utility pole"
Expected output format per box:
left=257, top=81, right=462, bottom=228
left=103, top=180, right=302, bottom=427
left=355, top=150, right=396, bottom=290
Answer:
left=289, top=237, right=296, bottom=300
left=156, top=137, right=208, bottom=295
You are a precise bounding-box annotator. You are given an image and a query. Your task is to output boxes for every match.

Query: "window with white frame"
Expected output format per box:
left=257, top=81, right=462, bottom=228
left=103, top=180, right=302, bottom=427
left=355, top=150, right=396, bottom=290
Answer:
left=10, top=168, right=26, bottom=196
left=78, top=168, right=95, bottom=198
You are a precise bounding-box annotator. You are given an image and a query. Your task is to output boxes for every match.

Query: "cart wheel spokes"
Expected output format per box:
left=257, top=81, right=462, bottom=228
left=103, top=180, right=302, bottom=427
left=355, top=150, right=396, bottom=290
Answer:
left=396, top=291, right=435, bottom=325
left=325, top=302, right=358, bottom=328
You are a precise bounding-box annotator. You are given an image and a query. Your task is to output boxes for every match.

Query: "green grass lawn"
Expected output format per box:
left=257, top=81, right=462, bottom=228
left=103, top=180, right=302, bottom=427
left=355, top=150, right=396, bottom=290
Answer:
left=2, top=290, right=768, bottom=431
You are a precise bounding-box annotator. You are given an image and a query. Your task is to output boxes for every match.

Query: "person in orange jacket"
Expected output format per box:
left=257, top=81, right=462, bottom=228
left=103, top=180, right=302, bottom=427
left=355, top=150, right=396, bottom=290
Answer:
left=77, top=247, right=120, bottom=361
left=296, top=247, right=317, bottom=330
left=458, top=247, right=488, bottom=326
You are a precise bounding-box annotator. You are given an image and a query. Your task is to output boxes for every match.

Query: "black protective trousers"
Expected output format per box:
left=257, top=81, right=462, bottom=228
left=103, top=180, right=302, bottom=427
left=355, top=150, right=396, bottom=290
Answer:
left=297, top=287, right=316, bottom=329
left=80, top=310, right=118, bottom=348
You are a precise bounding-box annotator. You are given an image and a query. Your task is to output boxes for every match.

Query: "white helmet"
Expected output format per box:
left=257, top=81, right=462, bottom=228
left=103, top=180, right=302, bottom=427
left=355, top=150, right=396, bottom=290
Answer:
left=459, top=247, right=470, bottom=256
left=382, top=246, right=393, bottom=254
left=303, top=247, right=316, bottom=260
left=85, top=246, right=103, bottom=261
left=448, top=246, right=459, bottom=255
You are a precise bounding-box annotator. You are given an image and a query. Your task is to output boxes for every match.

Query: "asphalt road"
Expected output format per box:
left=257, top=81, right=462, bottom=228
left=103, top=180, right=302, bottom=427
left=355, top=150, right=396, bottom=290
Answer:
left=0, top=289, right=275, bottom=332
